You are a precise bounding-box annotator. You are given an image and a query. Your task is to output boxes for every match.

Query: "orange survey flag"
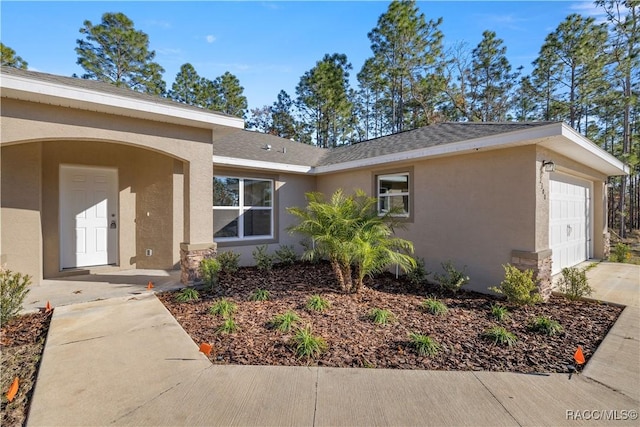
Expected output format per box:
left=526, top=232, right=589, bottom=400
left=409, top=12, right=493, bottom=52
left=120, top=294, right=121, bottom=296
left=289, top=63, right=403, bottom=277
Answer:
left=6, top=377, right=19, bottom=402
left=199, top=343, right=212, bottom=356
left=45, top=301, right=52, bottom=313
left=574, top=347, right=585, bottom=365
left=147, top=281, right=154, bottom=290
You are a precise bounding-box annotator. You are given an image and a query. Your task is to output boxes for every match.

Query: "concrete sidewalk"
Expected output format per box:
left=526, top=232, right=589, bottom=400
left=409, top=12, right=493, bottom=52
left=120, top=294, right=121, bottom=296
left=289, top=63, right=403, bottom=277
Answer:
left=26, top=263, right=640, bottom=426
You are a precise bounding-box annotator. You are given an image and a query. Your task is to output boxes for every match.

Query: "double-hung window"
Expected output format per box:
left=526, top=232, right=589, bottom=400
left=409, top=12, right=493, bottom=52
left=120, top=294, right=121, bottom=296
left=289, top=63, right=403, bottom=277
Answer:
left=377, top=173, right=410, bottom=217
left=213, top=176, right=273, bottom=240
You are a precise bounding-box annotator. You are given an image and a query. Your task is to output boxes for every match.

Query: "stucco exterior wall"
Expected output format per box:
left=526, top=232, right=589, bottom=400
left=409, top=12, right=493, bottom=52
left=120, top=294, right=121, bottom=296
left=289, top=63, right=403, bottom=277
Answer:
left=212, top=166, right=316, bottom=265
left=317, top=146, right=538, bottom=292
left=1, top=143, right=43, bottom=281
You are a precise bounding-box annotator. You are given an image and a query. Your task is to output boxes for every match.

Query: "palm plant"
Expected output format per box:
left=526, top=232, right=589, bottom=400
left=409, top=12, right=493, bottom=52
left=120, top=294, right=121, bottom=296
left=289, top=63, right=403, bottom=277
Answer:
left=287, top=189, right=415, bottom=293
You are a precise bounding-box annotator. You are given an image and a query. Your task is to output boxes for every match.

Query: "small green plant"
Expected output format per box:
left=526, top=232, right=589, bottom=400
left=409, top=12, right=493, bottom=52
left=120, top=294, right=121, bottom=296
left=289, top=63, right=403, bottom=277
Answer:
left=368, top=308, right=395, bottom=325
left=306, top=294, right=331, bottom=312
left=253, top=245, right=275, bottom=272
left=209, top=298, right=237, bottom=318
left=528, top=316, right=563, bottom=336
left=217, top=317, right=239, bottom=334
left=291, top=325, right=327, bottom=359
left=274, top=245, right=298, bottom=265
left=269, top=310, right=300, bottom=332
left=406, top=257, right=429, bottom=286
left=490, top=303, right=510, bottom=322
left=557, top=266, right=593, bottom=301
left=1, top=267, right=31, bottom=324
left=408, top=333, right=441, bottom=356
left=199, top=257, right=221, bottom=290
left=433, top=261, right=469, bottom=293
left=421, top=297, right=448, bottom=315
left=490, top=264, right=542, bottom=306
left=611, top=242, right=630, bottom=263
left=483, top=326, right=517, bottom=346
left=175, top=287, right=199, bottom=302
left=217, top=251, right=240, bottom=274
left=250, top=288, right=271, bottom=301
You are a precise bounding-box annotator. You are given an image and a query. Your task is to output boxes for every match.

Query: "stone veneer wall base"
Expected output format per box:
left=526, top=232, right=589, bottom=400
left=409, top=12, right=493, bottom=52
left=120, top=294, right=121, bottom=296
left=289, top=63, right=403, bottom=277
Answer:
left=510, top=249, right=553, bottom=301
left=180, top=242, right=217, bottom=285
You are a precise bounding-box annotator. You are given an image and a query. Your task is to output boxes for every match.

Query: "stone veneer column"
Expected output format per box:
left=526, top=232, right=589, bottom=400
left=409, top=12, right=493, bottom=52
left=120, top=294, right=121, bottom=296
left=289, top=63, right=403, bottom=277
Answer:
left=602, top=232, right=611, bottom=259
left=180, top=242, right=217, bottom=285
left=510, top=249, right=553, bottom=301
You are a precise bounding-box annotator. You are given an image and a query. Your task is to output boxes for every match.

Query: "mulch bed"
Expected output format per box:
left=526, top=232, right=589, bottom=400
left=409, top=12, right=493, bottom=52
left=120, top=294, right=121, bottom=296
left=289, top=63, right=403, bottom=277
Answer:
left=1, top=311, right=52, bottom=427
left=159, top=261, right=623, bottom=373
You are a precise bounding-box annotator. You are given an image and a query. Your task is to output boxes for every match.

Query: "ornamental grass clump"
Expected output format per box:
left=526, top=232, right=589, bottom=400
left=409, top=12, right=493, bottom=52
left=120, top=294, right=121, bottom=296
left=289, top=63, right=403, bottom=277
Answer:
left=291, top=325, right=327, bottom=359
left=408, top=333, right=440, bottom=356
left=490, top=303, right=510, bottom=322
left=269, top=310, right=300, bottom=332
left=528, top=316, right=563, bottom=336
left=483, top=326, right=517, bottom=346
left=306, top=294, right=331, bottom=312
left=175, top=287, right=199, bottom=303
left=209, top=298, right=237, bottom=318
left=249, top=288, right=271, bottom=301
left=421, top=297, right=448, bottom=315
left=556, top=267, right=593, bottom=301
left=368, top=308, right=395, bottom=325
left=217, top=317, right=239, bottom=334
left=490, top=264, right=542, bottom=306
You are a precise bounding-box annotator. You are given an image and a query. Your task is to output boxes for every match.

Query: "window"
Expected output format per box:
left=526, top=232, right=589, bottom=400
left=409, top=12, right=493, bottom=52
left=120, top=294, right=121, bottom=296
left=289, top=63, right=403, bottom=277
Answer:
left=377, top=173, right=409, bottom=217
left=213, top=176, right=273, bottom=240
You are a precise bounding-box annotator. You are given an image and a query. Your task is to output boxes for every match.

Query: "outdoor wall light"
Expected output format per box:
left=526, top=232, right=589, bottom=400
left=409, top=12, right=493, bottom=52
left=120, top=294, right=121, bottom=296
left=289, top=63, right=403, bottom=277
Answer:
left=542, top=160, right=556, bottom=173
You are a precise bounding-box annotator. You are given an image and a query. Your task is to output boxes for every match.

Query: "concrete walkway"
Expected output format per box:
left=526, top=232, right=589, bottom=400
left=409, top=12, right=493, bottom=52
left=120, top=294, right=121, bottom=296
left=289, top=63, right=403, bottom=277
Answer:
left=26, top=263, right=640, bottom=426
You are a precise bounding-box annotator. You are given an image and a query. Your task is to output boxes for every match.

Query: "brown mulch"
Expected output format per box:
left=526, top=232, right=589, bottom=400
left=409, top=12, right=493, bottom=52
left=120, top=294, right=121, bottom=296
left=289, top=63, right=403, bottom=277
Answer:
left=1, top=311, right=52, bottom=427
left=159, top=261, right=623, bottom=373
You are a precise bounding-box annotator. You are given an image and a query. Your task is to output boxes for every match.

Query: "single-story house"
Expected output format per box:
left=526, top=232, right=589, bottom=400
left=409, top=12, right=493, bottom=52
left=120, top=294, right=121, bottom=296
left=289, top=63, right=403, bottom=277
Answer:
left=1, top=67, right=628, bottom=298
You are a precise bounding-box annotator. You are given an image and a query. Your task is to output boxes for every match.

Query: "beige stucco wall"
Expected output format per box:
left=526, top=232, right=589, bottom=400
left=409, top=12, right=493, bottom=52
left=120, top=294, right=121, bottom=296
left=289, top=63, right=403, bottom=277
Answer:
left=317, top=146, right=539, bottom=292
left=212, top=166, right=316, bottom=265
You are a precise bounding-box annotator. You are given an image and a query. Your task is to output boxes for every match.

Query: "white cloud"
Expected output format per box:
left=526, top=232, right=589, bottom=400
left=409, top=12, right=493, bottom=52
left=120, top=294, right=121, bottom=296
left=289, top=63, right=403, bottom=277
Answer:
left=206, top=35, right=216, bottom=43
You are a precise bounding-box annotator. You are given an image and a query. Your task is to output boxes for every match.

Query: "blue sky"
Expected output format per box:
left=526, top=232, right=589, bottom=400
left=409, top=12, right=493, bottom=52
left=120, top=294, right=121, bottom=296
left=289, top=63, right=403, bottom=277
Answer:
left=1, top=1, right=604, bottom=112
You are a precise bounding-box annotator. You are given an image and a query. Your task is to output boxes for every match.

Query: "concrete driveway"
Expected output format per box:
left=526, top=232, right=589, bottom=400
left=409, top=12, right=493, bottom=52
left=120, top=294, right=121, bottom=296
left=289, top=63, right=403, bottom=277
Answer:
left=586, top=262, right=639, bottom=307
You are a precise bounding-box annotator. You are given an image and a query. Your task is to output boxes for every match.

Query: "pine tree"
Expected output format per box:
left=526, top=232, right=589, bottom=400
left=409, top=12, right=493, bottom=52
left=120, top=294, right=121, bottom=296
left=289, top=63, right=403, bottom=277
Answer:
left=1, top=43, right=28, bottom=69
left=212, top=72, right=247, bottom=118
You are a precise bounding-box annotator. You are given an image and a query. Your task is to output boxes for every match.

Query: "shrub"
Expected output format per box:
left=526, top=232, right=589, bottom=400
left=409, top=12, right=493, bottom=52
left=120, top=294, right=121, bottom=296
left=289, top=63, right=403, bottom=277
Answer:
left=217, top=251, right=240, bottom=274
left=611, top=243, right=630, bottom=263
left=421, top=297, right=448, bottom=316
left=217, top=317, right=238, bottom=334
left=483, top=326, right=517, bottom=346
left=199, top=257, right=221, bottom=290
left=557, top=267, right=593, bottom=301
left=0, top=267, right=31, bottom=324
left=368, top=308, right=395, bottom=325
left=306, top=294, right=331, bottom=312
left=490, top=304, right=510, bottom=322
left=269, top=310, right=300, bottom=332
left=209, top=299, right=237, bottom=318
left=274, top=245, right=298, bottom=265
left=406, top=257, right=429, bottom=286
left=252, top=245, right=274, bottom=272
left=528, top=316, right=563, bottom=336
left=433, top=261, right=469, bottom=293
left=408, top=333, right=440, bottom=356
left=175, top=287, right=199, bottom=303
left=291, top=325, right=327, bottom=359
left=249, top=288, right=271, bottom=301
left=490, top=264, right=542, bottom=306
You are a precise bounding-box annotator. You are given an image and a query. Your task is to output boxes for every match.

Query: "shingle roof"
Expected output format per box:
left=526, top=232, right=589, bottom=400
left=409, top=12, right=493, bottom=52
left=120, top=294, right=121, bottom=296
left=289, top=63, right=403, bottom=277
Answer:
left=0, top=66, right=237, bottom=119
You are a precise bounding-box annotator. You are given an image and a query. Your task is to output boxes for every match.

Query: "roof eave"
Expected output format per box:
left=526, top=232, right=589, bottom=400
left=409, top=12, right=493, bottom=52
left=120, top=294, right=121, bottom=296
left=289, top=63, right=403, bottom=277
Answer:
left=213, top=155, right=313, bottom=174
left=1, top=73, right=245, bottom=131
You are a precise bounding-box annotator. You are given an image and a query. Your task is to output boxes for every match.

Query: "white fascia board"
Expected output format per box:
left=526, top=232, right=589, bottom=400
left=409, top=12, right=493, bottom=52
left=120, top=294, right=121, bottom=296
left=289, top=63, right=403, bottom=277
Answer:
left=213, top=156, right=313, bottom=174
left=559, top=123, right=629, bottom=176
left=1, top=73, right=244, bottom=130
left=315, top=123, right=563, bottom=174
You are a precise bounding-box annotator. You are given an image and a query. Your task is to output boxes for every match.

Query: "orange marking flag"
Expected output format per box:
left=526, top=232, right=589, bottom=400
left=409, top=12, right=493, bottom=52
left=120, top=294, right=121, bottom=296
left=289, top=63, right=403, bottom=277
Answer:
left=574, top=347, right=585, bottom=365
left=45, top=301, right=52, bottom=313
left=199, top=343, right=212, bottom=356
left=6, top=377, right=19, bottom=402
left=147, top=281, right=154, bottom=290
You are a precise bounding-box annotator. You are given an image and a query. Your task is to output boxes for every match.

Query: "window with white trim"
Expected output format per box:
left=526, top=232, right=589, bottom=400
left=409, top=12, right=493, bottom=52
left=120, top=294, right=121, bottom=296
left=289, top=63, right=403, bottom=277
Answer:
left=377, top=173, right=410, bottom=217
left=213, top=176, right=273, bottom=240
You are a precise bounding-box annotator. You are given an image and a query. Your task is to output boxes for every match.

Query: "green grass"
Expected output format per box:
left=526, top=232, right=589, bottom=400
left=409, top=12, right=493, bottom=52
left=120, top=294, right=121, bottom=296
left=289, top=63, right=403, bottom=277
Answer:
left=269, top=310, right=300, bottom=332
left=306, top=294, right=331, bottom=312
left=209, top=299, right=237, bottom=318
left=483, top=326, right=517, bottom=346
left=291, top=325, right=327, bottom=359
left=528, top=316, right=563, bottom=336
left=368, top=308, right=395, bottom=325
left=421, top=297, right=448, bottom=315
left=249, top=288, right=271, bottom=301
left=217, top=317, right=239, bottom=334
left=490, top=304, right=510, bottom=322
left=408, top=333, right=440, bottom=356
left=175, top=287, right=199, bottom=303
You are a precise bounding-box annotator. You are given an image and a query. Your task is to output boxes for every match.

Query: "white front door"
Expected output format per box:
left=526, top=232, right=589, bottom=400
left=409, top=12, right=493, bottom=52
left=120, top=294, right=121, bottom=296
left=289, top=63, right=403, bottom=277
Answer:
left=549, top=173, right=591, bottom=275
left=60, top=165, right=118, bottom=269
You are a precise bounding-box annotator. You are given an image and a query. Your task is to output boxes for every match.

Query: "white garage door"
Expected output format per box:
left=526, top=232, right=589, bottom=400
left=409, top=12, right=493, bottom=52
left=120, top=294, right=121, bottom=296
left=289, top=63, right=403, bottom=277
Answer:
left=549, top=173, right=591, bottom=275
